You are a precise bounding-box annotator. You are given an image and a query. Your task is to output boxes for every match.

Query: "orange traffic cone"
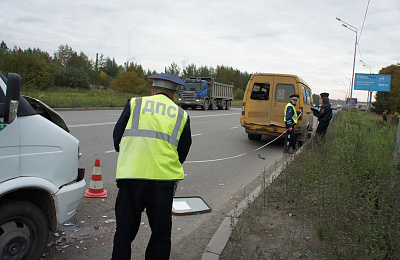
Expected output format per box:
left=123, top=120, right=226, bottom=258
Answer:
left=84, top=158, right=107, bottom=198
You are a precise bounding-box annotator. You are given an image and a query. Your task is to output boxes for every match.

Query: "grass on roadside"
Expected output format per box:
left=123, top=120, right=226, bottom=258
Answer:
left=22, top=88, right=136, bottom=108
left=222, top=111, right=400, bottom=259
left=21, top=88, right=243, bottom=108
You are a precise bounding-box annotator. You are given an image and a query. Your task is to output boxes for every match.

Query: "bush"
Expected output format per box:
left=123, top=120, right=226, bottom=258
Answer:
left=54, top=67, right=90, bottom=89
left=234, top=88, right=244, bottom=101
left=111, top=71, right=150, bottom=96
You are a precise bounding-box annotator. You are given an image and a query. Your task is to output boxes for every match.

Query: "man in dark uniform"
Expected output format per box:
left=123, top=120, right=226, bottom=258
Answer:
left=111, top=73, right=192, bottom=260
left=313, top=92, right=332, bottom=143
left=284, top=94, right=300, bottom=154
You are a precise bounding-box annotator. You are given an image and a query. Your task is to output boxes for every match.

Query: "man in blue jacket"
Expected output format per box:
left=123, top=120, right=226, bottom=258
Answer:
left=313, top=92, right=333, bottom=143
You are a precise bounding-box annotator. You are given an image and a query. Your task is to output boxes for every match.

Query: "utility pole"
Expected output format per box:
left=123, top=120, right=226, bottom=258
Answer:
left=359, top=60, right=372, bottom=113
left=336, top=18, right=358, bottom=113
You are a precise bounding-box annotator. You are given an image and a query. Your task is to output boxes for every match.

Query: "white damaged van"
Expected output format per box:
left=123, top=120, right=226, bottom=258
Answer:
left=0, top=72, right=86, bottom=259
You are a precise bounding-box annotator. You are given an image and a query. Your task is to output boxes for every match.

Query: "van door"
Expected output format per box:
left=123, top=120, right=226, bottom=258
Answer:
left=244, top=75, right=273, bottom=125
left=0, top=81, right=19, bottom=183
left=301, top=86, right=312, bottom=130
left=270, top=76, right=296, bottom=127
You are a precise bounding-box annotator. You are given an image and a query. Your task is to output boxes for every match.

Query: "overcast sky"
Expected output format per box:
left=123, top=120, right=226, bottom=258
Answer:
left=2, top=0, right=400, bottom=101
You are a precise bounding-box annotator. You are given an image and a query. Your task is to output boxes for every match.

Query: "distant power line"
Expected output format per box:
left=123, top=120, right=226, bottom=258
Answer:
left=358, top=0, right=370, bottom=44
left=357, top=0, right=371, bottom=63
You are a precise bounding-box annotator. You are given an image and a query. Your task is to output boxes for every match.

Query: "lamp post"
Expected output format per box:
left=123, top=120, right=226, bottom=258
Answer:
left=336, top=18, right=358, bottom=113
left=359, top=60, right=373, bottom=113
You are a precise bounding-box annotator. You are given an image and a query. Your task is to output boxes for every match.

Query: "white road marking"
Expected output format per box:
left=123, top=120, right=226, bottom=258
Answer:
left=69, top=113, right=239, bottom=128
left=69, top=122, right=115, bottom=128
left=190, top=113, right=240, bottom=118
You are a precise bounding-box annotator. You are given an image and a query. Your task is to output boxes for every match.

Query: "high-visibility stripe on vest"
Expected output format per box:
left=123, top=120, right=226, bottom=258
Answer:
left=116, top=94, right=188, bottom=180
left=284, top=102, right=298, bottom=125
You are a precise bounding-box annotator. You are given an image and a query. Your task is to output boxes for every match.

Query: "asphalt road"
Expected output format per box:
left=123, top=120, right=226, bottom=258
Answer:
left=42, top=107, right=286, bottom=259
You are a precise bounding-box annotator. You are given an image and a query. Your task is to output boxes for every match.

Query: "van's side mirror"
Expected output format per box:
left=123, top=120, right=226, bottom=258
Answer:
left=3, top=73, right=21, bottom=124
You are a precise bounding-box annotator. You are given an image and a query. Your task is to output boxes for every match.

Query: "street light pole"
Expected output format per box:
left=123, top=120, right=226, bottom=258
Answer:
left=336, top=18, right=358, bottom=113
left=359, top=60, right=373, bottom=113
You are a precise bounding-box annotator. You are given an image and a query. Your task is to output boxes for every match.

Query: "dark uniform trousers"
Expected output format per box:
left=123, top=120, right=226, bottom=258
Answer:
left=285, top=123, right=296, bottom=152
left=111, top=179, right=175, bottom=260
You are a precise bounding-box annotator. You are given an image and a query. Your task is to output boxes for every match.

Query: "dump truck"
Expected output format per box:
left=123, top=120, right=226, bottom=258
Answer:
left=177, top=77, right=234, bottom=110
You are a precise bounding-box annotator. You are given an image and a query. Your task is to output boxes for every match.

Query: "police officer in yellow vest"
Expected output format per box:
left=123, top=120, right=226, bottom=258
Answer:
left=284, top=94, right=300, bottom=154
left=111, top=73, right=192, bottom=260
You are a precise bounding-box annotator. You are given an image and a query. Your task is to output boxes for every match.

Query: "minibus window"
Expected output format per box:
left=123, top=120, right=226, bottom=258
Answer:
left=275, top=84, right=295, bottom=102
left=306, top=88, right=312, bottom=105
left=302, top=87, right=307, bottom=104
left=250, top=83, right=270, bottom=100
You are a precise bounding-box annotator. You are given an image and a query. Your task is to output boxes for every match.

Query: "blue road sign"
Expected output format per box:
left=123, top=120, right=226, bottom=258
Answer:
left=354, top=73, right=391, bottom=92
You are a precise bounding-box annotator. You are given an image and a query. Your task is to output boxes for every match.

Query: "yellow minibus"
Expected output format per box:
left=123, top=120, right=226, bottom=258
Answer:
left=240, top=73, right=314, bottom=144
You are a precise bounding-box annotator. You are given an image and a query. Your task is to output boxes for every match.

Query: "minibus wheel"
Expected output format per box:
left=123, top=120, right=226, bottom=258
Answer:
left=254, top=134, right=262, bottom=141
left=248, top=134, right=262, bottom=141
left=0, top=200, right=49, bottom=260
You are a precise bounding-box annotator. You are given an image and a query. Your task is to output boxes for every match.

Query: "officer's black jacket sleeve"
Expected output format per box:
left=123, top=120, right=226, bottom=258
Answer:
left=177, top=117, right=192, bottom=164
left=113, top=100, right=131, bottom=152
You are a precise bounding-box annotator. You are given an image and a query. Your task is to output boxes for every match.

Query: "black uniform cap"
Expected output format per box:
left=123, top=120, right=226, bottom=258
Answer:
left=290, top=94, right=300, bottom=99
left=148, top=73, right=184, bottom=91
left=320, top=92, right=329, bottom=98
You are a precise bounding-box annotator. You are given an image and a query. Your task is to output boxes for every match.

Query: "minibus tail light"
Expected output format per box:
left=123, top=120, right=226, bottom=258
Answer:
left=299, top=107, right=303, bottom=120
left=242, top=102, right=246, bottom=115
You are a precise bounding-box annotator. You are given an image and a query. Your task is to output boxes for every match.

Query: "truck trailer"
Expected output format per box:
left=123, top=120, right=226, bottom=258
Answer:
left=177, top=77, right=234, bottom=110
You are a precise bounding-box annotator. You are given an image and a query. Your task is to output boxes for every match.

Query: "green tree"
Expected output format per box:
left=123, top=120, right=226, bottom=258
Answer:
left=182, top=63, right=197, bottom=78
left=234, top=88, right=244, bottom=101
left=126, top=62, right=145, bottom=78
left=111, top=71, right=150, bottom=96
left=197, top=65, right=212, bottom=77
left=54, top=67, right=90, bottom=89
left=165, top=62, right=181, bottom=76
left=54, top=44, right=75, bottom=69
left=0, top=43, right=58, bottom=90
left=373, top=63, right=400, bottom=113
left=54, top=45, right=94, bottom=88
left=215, top=65, right=250, bottom=91
left=101, top=57, right=119, bottom=77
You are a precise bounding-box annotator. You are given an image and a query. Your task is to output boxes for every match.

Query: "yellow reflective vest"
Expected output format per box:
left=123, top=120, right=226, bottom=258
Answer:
left=116, top=94, right=188, bottom=180
left=284, top=102, right=298, bottom=125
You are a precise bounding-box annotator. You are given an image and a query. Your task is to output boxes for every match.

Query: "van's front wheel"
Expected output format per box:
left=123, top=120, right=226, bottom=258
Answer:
left=0, top=200, right=49, bottom=260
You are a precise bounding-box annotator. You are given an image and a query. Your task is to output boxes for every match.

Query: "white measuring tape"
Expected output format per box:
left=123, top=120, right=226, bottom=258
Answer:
left=185, top=129, right=288, bottom=164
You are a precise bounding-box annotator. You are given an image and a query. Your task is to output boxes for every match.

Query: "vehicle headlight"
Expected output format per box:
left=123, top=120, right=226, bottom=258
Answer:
left=78, top=145, right=82, bottom=160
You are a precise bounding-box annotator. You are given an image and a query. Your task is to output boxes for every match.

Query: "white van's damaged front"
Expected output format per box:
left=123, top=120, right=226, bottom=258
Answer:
left=0, top=72, right=86, bottom=259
